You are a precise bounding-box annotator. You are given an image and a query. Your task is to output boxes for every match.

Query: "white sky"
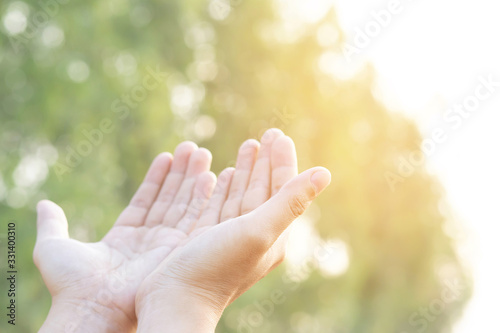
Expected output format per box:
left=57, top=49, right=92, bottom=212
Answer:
left=331, top=0, right=500, bottom=331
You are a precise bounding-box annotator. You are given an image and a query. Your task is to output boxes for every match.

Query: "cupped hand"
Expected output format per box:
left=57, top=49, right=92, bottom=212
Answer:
left=135, top=129, right=331, bottom=329
left=34, top=141, right=216, bottom=331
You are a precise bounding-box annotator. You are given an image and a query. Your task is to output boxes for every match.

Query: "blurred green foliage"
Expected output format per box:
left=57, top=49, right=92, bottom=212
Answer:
left=0, top=0, right=470, bottom=332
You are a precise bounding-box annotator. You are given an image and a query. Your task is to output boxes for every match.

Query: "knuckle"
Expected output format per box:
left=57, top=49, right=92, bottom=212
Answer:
left=287, top=194, right=308, bottom=218
left=248, top=179, right=267, bottom=190
left=187, top=201, right=202, bottom=215
left=175, top=202, right=188, bottom=213
left=157, top=190, right=175, bottom=203
left=130, top=197, right=149, bottom=209
left=229, top=186, right=245, bottom=197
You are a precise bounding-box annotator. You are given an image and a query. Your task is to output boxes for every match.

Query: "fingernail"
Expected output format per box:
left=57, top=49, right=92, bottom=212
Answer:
left=310, top=168, right=331, bottom=194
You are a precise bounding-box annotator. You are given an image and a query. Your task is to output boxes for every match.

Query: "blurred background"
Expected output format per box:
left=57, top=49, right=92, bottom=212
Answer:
left=1, top=0, right=498, bottom=332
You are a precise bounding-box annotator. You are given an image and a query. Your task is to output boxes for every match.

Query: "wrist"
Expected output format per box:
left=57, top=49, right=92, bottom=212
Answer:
left=136, top=287, right=223, bottom=333
left=40, top=295, right=136, bottom=333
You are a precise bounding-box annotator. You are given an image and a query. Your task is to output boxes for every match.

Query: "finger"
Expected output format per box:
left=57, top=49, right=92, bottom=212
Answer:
left=270, top=136, right=298, bottom=196
left=242, top=167, right=331, bottom=245
left=195, top=167, right=235, bottom=228
left=176, top=171, right=216, bottom=234
left=220, top=139, right=259, bottom=222
left=241, top=128, right=284, bottom=215
left=145, top=142, right=198, bottom=227
left=114, top=152, right=172, bottom=227
left=163, top=148, right=212, bottom=227
left=35, top=200, right=69, bottom=244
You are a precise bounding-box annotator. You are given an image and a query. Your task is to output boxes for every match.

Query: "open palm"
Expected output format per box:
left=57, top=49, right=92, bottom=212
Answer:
left=34, top=129, right=295, bottom=330
left=136, top=129, right=331, bottom=323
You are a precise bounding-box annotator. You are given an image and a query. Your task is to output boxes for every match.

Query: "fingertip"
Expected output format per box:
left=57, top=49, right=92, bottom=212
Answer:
left=261, top=128, right=284, bottom=143
left=156, top=152, right=173, bottom=162
left=272, top=135, right=294, bottom=149
left=310, top=167, right=331, bottom=195
left=152, top=152, right=173, bottom=171
left=222, top=166, right=236, bottom=173
left=145, top=152, right=173, bottom=182
left=36, top=200, right=46, bottom=218
left=35, top=200, right=69, bottom=242
left=236, top=140, right=259, bottom=169
left=37, top=199, right=50, bottom=212
left=196, top=147, right=213, bottom=162
left=271, top=136, right=297, bottom=162
left=218, top=167, right=235, bottom=184
left=37, top=200, right=59, bottom=217
left=36, top=200, right=66, bottom=227
left=185, top=147, right=213, bottom=176
left=220, top=166, right=235, bottom=176
left=175, top=141, right=198, bottom=154
left=240, top=139, right=260, bottom=151
left=199, top=170, right=217, bottom=183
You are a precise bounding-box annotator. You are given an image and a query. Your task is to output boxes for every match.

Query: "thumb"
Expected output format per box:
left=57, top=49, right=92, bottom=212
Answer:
left=247, top=167, right=331, bottom=243
left=36, top=200, right=69, bottom=244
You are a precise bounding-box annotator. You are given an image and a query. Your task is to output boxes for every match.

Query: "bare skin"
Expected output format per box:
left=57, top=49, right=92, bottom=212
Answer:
left=35, top=129, right=331, bottom=332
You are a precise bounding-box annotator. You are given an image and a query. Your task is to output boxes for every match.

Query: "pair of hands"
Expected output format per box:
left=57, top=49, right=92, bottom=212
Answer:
left=34, top=129, right=331, bottom=332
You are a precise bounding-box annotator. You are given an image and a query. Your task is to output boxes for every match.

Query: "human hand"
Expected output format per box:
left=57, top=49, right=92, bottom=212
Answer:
left=35, top=141, right=216, bottom=332
left=135, top=129, right=331, bottom=332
